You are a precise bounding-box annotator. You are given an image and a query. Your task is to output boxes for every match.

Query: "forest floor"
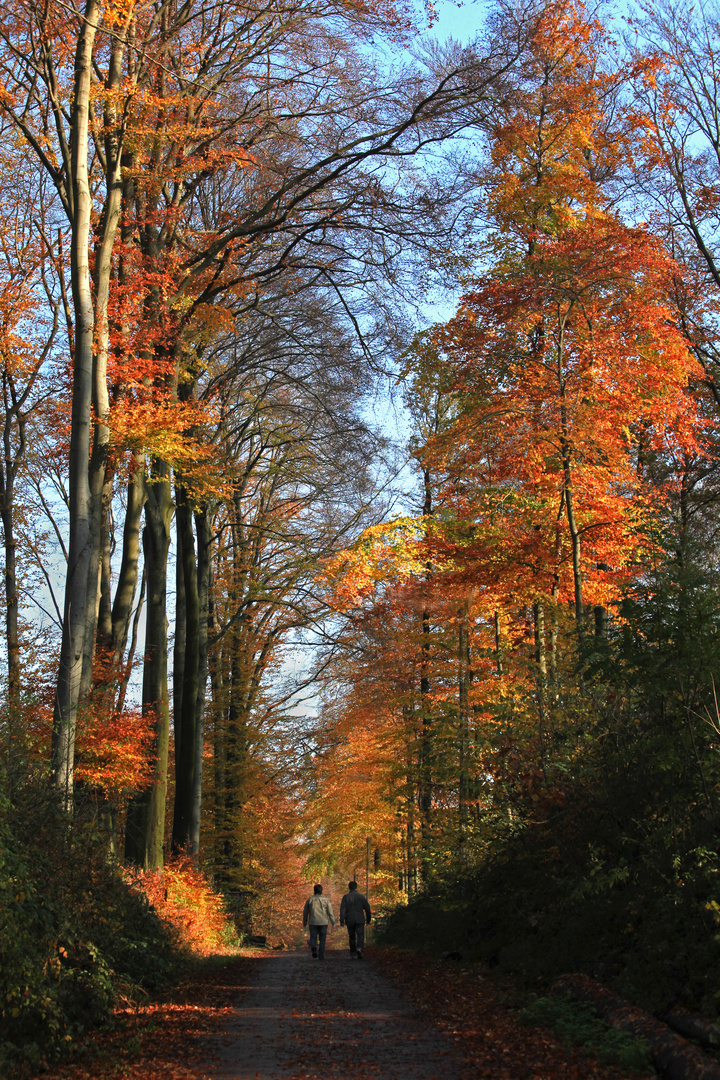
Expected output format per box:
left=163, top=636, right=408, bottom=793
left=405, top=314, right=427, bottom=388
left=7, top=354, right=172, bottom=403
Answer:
left=39, top=946, right=655, bottom=1080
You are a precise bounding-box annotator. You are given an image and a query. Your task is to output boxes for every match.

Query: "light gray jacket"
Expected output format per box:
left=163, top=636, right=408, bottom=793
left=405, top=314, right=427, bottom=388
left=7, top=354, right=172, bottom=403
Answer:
left=303, top=894, right=335, bottom=927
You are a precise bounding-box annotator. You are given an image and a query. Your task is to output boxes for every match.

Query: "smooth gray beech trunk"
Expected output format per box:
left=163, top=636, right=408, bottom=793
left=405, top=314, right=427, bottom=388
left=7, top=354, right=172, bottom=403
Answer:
left=93, top=462, right=145, bottom=850
left=110, top=463, right=146, bottom=668
left=52, top=5, right=128, bottom=801
left=172, top=492, right=187, bottom=781
left=52, top=0, right=101, bottom=802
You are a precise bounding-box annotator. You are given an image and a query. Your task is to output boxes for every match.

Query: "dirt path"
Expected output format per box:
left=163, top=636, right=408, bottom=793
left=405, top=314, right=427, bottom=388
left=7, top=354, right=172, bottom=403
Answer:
left=42, top=948, right=654, bottom=1080
left=206, top=948, right=466, bottom=1080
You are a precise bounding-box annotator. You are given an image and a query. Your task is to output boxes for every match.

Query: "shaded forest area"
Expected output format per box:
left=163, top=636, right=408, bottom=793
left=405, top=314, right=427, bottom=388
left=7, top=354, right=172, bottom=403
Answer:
left=3, top=0, right=720, bottom=1072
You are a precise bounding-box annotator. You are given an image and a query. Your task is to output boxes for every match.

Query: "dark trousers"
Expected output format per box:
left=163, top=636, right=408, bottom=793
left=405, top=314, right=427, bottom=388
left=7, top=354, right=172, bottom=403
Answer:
left=347, top=921, right=365, bottom=953
left=309, top=924, right=328, bottom=957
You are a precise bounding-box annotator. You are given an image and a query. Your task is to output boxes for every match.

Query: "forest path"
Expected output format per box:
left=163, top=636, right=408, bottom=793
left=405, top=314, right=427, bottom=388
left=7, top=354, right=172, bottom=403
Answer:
left=205, top=947, right=466, bottom=1080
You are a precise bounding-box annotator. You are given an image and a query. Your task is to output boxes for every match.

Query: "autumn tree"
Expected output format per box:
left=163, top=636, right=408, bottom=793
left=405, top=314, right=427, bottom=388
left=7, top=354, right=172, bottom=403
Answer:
left=414, top=2, right=700, bottom=644
left=0, top=0, right=538, bottom=867
left=194, top=283, right=395, bottom=883
left=0, top=143, right=60, bottom=738
left=626, top=1, right=720, bottom=566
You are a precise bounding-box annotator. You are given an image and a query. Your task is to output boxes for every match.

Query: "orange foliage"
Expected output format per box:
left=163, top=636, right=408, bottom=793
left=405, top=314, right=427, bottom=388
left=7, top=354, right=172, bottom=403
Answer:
left=310, top=4, right=708, bottom=892
left=74, top=704, right=156, bottom=799
left=405, top=3, right=702, bottom=620
left=15, top=694, right=157, bottom=799
left=427, top=218, right=701, bottom=610
left=125, top=857, right=235, bottom=956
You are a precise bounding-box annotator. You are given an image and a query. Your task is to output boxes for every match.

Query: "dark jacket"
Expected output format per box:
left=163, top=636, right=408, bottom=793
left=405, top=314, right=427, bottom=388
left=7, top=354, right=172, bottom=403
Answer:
left=340, top=890, right=371, bottom=925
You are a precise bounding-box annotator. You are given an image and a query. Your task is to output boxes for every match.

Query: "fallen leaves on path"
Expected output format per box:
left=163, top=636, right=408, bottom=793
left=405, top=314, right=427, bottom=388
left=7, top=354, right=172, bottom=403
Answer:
left=371, top=949, right=654, bottom=1080
left=40, top=952, right=264, bottom=1080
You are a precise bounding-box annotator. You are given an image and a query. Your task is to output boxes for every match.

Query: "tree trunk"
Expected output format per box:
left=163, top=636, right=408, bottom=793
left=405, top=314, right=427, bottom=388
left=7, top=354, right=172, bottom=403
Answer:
left=52, top=0, right=101, bottom=804
left=116, top=562, right=146, bottom=719
left=0, top=451, right=20, bottom=723
left=458, top=600, right=470, bottom=851
left=494, top=609, right=503, bottom=677
left=96, top=473, right=113, bottom=652
left=419, top=583, right=431, bottom=871
left=419, top=604, right=432, bottom=875
left=173, top=490, right=186, bottom=734
left=406, top=766, right=416, bottom=896
left=419, top=466, right=433, bottom=881
left=221, top=623, right=250, bottom=888
left=172, top=482, right=199, bottom=853
left=559, top=421, right=583, bottom=633
left=533, top=598, right=548, bottom=779
left=111, top=460, right=146, bottom=670
left=89, top=461, right=144, bottom=847
left=556, top=324, right=584, bottom=638
left=52, top=1, right=128, bottom=801
left=190, top=504, right=212, bottom=856
left=554, top=974, right=720, bottom=1080
left=125, top=461, right=172, bottom=868
left=81, top=24, right=131, bottom=691
left=209, top=559, right=227, bottom=873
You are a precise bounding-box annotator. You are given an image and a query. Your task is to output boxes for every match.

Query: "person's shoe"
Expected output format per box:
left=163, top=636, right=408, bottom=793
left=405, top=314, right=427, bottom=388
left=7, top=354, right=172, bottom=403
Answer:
left=311, top=947, right=317, bottom=958
left=356, top=950, right=363, bottom=960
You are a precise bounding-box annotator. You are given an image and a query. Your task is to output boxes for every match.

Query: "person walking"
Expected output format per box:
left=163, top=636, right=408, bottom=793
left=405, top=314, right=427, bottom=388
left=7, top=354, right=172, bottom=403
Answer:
left=340, top=880, right=371, bottom=959
left=302, top=883, right=335, bottom=959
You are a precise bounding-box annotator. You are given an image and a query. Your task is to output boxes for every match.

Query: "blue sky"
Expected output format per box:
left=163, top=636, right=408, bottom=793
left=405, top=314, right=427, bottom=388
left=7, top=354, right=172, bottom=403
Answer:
left=430, top=0, right=485, bottom=43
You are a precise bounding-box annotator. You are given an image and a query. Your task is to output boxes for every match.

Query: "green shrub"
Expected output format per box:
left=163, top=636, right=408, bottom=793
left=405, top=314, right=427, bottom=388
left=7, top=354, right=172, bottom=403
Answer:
left=519, top=994, right=652, bottom=1073
left=0, top=781, right=181, bottom=1074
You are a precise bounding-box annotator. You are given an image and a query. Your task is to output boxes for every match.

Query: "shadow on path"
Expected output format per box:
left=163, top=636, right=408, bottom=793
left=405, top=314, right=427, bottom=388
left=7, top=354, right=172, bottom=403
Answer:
left=205, top=948, right=465, bottom=1080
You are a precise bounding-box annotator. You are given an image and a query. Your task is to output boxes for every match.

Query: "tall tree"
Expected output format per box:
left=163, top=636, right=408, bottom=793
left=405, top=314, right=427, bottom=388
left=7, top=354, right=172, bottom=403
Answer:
left=0, top=151, right=59, bottom=734
left=416, top=1, right=700, bottom=636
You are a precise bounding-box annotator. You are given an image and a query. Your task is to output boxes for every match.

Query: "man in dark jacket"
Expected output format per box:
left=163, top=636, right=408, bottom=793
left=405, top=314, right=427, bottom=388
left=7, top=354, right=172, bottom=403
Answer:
left=339, top=880, right=371, bottom=959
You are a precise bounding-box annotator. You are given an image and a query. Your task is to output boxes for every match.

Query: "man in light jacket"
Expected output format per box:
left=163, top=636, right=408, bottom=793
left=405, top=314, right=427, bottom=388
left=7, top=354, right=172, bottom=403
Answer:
left=339, top=880, right=371, bottom=959
left=302, top=883, right=335, bottom=959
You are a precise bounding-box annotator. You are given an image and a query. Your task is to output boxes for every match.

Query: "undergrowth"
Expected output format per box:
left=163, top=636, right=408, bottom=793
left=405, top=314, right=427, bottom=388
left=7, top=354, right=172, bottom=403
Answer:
left=519, top=995, right=652, bottom=1074
left=0, top=778, right=239, bottom=1078
left=377, top=781, right=720, bottom=1019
